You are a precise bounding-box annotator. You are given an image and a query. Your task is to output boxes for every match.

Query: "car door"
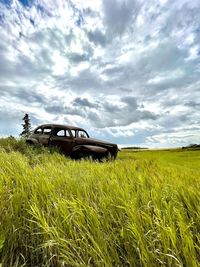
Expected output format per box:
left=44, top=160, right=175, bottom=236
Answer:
left=49, top=127, right=74, bottom=155
left=38, top=126, right=52, bottom=146
left=32, top=127, right=43, bottom=142
left=75, top=129, right=90, bottom=145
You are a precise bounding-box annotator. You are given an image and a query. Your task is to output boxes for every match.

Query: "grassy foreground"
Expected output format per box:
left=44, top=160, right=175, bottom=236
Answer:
left=0, top=138, right=200, bottom=267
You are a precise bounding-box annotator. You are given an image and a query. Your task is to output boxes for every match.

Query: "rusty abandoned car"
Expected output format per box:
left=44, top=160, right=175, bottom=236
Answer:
left=26, top=124, right=118, bottom=160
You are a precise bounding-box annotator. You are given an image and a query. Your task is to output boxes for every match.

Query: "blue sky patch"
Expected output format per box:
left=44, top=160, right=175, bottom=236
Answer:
left=0, top=0, right=34, bottom=7
left=0, top=0, right=12, bottom=6
left=36, top=4, right=51, bottom=17
left=18, top=0, right=33, bottom=7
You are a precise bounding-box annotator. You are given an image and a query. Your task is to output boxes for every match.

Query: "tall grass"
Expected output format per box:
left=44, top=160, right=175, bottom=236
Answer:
left=0, top=138, right=200, bottom=266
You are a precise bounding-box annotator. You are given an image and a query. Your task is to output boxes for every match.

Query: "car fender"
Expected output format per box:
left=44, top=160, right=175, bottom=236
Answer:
left=26, top=138, right=39, bottom=145
left=72, top=145, right=108, bottom=154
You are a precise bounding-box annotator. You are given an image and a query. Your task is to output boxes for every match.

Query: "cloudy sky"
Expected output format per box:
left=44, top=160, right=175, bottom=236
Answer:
left=0, top=0, right=200, bottom=147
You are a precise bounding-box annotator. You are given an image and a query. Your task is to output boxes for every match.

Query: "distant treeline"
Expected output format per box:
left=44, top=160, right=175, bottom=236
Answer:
left=182, top=144, right=200, bottom=149
left=122, top=147, right=148, bottom=150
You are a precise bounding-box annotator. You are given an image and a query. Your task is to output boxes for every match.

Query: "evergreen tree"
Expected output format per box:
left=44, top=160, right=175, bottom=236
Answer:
left=20, top=113, right=31, bottom=138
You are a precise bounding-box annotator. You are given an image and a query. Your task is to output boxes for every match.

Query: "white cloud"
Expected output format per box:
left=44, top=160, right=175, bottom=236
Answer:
left=52, top=51, right=69, bottom=76
left=147, top=69, right=185, bottom=85
left=146, top=130, right=200, bottom=148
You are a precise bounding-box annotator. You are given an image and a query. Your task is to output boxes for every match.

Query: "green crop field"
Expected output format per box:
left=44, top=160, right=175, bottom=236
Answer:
left=0, top=137, right=199, bottom=267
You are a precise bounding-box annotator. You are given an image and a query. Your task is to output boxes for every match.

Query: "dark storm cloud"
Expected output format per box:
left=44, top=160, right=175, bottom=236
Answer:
left=88, top=29, right=107, bottom=47
left=118, top=87, right=133, bottom=93
left=57, top=68, right=104, bottom=92
left=102, top=0, right=140, bottom=36
left=44, top=98, right=96, bottom=118
left=73, top=97, right=98, bottom=108
left=102, top=65, right=125, bottom=76
left=0, top=85, right=47, bottom=106
left=103, top=101, right=121, bottom=113
left=121, top=96, right=138, bottom=109
left=99, top=39, right=199, bottom=98
left=44, top=105, right=65, bottom=115
left=45, top=104, right=84, bottom=117
left=160, top=1, right=200, bottom=37
left=30, top=28, right=72, bottom=51
left=185, top=101, right=200, bottom=109
left=89, top=109, right=157, bottom=128
left=0, top=37, right=52, bottom=83
left=43, top=95, right=158, bottom=129
left=87, top=97, right=158, bottom=128
left=68, top=52, right=89, bottom=63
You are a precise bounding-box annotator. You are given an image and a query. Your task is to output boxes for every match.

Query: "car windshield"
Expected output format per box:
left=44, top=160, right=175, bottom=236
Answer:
left=76, top=130, right=89, bottom=138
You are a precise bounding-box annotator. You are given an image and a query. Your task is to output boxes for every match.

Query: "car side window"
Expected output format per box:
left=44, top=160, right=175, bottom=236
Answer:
left=66, top=130, right=71, bottom=137
left=71, top=130, right=76, bottom=137
left=43, top=127, right=52, bottom=135
left=35, top=127, right=42, bottom=134
left=54, top=128, right=71, bottom=138
left=57, top=129, right=65, bottom=137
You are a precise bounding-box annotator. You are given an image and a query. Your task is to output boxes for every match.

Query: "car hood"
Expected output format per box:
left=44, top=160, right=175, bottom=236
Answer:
left=88, top=137, right=117, bottom=147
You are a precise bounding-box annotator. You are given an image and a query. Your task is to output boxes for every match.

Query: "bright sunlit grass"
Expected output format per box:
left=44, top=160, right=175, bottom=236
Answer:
left=0, top=138, right=199, bottom=266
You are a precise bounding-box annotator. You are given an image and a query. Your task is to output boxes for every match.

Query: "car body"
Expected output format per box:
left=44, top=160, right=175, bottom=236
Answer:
left=26, top=124, right=118, bottom=160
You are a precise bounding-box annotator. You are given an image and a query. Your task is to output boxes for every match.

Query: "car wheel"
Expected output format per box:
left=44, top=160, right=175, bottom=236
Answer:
left=26, top=141, right=33, bottom=145
left=107, top=151, right=113, bottom=161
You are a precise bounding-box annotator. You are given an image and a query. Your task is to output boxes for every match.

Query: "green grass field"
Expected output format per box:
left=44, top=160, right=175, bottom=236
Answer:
left=0, top=138, right=200, bottom=267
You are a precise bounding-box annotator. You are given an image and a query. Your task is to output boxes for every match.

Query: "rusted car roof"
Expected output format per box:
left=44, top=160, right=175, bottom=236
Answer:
left=37, top=124, right=85, bottom=131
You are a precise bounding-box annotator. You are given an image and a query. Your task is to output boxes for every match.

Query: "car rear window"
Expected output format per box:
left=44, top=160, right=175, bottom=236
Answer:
left=35, top=127, right=42, bottom=134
